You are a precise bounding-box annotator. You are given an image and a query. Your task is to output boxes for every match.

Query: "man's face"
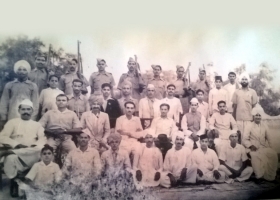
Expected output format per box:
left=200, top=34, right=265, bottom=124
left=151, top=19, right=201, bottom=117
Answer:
left=160, top=106, right=169, bottom=117
left=16, top=66, right=28, bottom=79
left=56, top=96, right=68, bottom=108
left=200, top=138, right=209, bottom=149
left=125, top=103, right=135, bottom=115
left=190, top=103, right=198, bottom=112
left=228, top=74, right=236, bottom=83
left=167, top=86, right=175, bottom=96
left=102, top=86, right=111, bottom=98
left=72, top=82, right=82, bottom=94
left=91, top=102, right=101, bottom=112
left=35, top=56, right=46, bottom=69
left=48, top=77, right=59, bottom=89
left=215, top=80, right=222, bottom=89
left=176, top=68, right=184, bottom=78
left=70, top=61, right=77, bottom=72
left=175, top=136, right=184, bottom=148
left=153, top=66, right=161, bottom=76
left=218, top=103, right=227, bottom=114
left=19, top=105, right=33, bottom=120
left=229, top=133, right=238, bottom=144
left=128, top=61, right=136, bottom=71
left=145, top=134, right=154, bottom=146
left=147, top=88, right=155, bottom=99
left=122, top=85, right=131, bottom=96
left=196, top=92, right=204, bottom=101
left=41, top=149, right=53, bottom=163
left=198, top=71, right=205, bottom=80
left=254, top=114, right=262, bottom=124
left=78, top=133, right=90, bottom=147
left=97, top=61, right=106, bottom=71
left=241, top=77, right=249, bottom=87
left=108, top=139, right=120, bottom=151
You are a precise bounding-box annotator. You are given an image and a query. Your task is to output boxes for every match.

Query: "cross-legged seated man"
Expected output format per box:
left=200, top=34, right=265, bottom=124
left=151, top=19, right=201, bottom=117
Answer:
left=160, top=131, right=197, bottom=188
left=218, top=131, right=253, bottom=183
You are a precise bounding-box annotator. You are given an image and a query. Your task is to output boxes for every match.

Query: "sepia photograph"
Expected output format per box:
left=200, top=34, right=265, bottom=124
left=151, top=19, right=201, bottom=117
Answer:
left=0, top=1, right=280, bottom=199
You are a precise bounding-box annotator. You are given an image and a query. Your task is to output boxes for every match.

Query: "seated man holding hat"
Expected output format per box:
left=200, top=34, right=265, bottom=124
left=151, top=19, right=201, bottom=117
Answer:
left=218, top=131, right=253, bottom=184
left=181, top=97, right=206, bottom=150
left=160, top=131, right=197, bottom=188
left=0, top=99, right=46, bottom=196
left=133, top=130, right=163, bottom=188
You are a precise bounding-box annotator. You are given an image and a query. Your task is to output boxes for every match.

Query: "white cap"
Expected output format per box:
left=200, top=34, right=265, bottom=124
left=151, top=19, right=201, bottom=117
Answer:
left=19, top=99, right=33, bottom=109
left=190, top=97, right=199, bottom=104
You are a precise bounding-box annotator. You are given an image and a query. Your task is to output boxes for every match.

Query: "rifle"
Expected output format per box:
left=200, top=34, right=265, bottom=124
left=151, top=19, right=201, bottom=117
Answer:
left=183, top=62, right=191, bottom=86
left=46, top=44, right=52, bottom=72
left=134, top=55, right=141, bottom=77
left=77, top=40, right=88, bottom=94
left=77, top=41, right=81, bottom=74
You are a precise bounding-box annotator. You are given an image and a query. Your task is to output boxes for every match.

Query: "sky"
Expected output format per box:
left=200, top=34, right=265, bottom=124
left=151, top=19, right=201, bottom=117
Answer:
left=1, top=27, right=280, bottom=87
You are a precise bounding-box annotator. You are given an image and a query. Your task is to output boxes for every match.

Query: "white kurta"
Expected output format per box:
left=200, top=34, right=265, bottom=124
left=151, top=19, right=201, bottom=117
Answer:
left=39, top=88, right=64, bottom=116
left=161, top=97, right=183, bottom=123
left=138, top=97, right=161, bottom=119
left=208, top=88, right=229, bottom=113
left=150, top=117, right=178, bottom=138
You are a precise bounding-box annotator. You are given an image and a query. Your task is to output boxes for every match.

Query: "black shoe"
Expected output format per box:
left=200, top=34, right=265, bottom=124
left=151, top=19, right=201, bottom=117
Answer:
left=10, top=179, right=19, bottom=197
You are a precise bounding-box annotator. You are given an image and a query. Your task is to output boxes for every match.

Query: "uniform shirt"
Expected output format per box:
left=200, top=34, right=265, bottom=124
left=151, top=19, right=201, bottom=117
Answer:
left=191, top=148, right=220, bottom=173
left=28, top=68, right=48, bottom=94
left=63, top=147, right=102, bottom=185
left=101, top=149, right=131, bottom=175
left=192, top=80, right=211, bottom=102
left=39, top=109, right=82, bottom=130
left=25, top=161, right=61, bottom=189
left=163, top=146, right=192, bottom=178
left=223, top=82, right=240, bottom=113
left=67, top=94, right=90, bottom=119
left=181, top=112, right=206, bottom=136
left=117, top=72, right=145, bottom=100
left=0, top=79, right=39, bottom=121
left=118, top=96, right=139, bottom=115
left=150, top=116, right=178, bottom=138
left=173, top=78, right=188, bottom=96
left=161, top=97, right=183, bottom=123
left=59, top=73, right=89, bottom=95
left=232, top=88, right=258, bottom=121
left=147, top=77, right=166, bottom=100
left=115, top=115, right=143, bottom=140
left=209, top=112, right=237, bottom=139
left=219, top=143, right=248, bottom=170
left=208, top=87, right=229, bottom=113
left=39, top=88, right=64, bottom=116
left=89, top=71, right=115, bottom=95
left=139, top=97, right=161, bottom=119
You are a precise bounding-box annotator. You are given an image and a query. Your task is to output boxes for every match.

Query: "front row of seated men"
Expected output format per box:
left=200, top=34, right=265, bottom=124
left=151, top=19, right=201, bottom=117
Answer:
left=0, top=97, right=278, bottom=198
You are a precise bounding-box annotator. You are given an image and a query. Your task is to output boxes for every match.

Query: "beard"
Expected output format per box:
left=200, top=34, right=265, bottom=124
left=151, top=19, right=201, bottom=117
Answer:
left=241, top=82, right=248, bottom=87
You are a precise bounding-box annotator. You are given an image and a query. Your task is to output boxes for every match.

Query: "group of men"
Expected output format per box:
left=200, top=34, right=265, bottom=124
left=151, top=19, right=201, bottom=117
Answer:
left=0, top=55, right=278, bottom=198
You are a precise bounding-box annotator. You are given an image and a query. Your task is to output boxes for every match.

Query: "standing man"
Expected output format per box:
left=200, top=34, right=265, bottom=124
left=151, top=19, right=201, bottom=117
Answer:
left=191, top=69, right=211, bottom=103
left=67, top=79, right=90, bottom=119
left=117, top=57, right=145, bottom=100
left=59, top=58, right=89, bottom=96
left=0, top=60, right=39, bottom=127
left=161, top=84, right=183, bottom=125
left=194, top=89, right=209, bottom=120
left=89, top=58, right=115, bottom=98
left=28, top=54, right=48, bottom=94
left=100, top=83, right=122, bottom=129
left=219, top=131, right=253, bottom=183
left=181, top=98, right=206, bottom=150
left=223, top=72, right=240, bottom=114
left=173, top=65, right=191, bottom=114
left=243, top=107, right=278, bottom=182
left=232, top=72, right=258, bottom=139
left=147, top=65, right=166, bottom=100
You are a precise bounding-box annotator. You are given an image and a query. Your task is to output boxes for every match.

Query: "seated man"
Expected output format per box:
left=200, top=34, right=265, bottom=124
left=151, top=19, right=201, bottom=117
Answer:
left=62, top=130, right=102, bottom=193
left=208, top=100, right=238, bottom=155
left=243, top=108, right=278, bottom=182
left=81, top=98, right=110, bottom=152
left=101, top=133, right=132, bottom=180
left=39, top=94, right=82, bottom=159
left=115, top=101, right=143, bottom=158
left=160, top=131, right=197, bottom=188
left=181, top=98, right=206, bottom=150
left=218, top=131, right=253, bottom=183
left=0, top=99, right=46, bottom=196
left=191, top=134, right=225, bottom=183
left=133, top=131, right=163, bottom=188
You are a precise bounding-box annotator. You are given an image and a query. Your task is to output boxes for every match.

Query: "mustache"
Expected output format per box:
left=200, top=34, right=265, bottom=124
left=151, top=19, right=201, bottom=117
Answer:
left=23, top=113, right=30, bottom=116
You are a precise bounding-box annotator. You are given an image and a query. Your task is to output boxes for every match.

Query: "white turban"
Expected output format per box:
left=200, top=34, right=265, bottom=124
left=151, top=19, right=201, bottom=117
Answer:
left=14, top=60, right=31, bottom=73
left=251, top=104, right=264, bottom=116
left=238, top=72, right=251, bottom=83
left=19, top=99, right=33, bottom=109
left=172, top=131, right=185, bottom=143
left=144, top=128, right=156, bottom=138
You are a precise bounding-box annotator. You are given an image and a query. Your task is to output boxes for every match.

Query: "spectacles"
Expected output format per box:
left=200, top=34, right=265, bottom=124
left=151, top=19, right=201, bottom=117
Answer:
left=43, top=153, right=52, bottom=155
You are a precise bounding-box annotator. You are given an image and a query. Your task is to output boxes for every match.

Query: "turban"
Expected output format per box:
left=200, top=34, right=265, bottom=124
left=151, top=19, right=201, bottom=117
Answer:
left=238, top=72, right=250, bottom=83
left=89, top=96, right=103, bottom=106
left=19, top=99, right=33, bottom=109
left=190, top=97, right=199, bottom=104
left=144, top=128, right=156, bottom=138
left=176, top=65, right=184, bottom=71
left=147, top=84, right=155, bottom=89
left=215, top=76, right=223, bottom=82
left=107, top=133, right=122, bottom=143
left=172, top=131, right=185, bottom=143
left=14, top=60, right=31, bottom=73
left=128, top=57, right=135, bottom=62
left=251, top=104, right=264, bottom=116
left=81, top=128, right=92, bottom=138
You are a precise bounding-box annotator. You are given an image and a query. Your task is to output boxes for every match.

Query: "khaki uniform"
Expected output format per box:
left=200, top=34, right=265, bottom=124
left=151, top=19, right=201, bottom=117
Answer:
left=59, top=72, right=89, bottom=96
left=89, top=71, right=115, bottom=97
left=147, top=77, right=166, bottom=100
left=173, top=78, right=190, bottom=114
left=28, top=68, right=48, bottom=94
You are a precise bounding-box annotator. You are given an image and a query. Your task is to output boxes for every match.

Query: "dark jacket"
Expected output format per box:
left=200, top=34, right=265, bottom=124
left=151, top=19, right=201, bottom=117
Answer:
left=100, top=98, right=122, bottom=128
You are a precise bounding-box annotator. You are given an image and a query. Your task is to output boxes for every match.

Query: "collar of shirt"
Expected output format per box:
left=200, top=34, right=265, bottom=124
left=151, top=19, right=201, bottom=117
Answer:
left=109, top=148, right=119, bottom=155
left=39, top=161, right=55, bottom=167
left=76, top=146, right=91, bottom=153
left=56, top=108, right=71, bottom=114
left=124, top=115, right=137, bottom=121
left=103, top=96, right=113, bottom=101
left=121, top=96, right=133, bottom=102
left=152, top=77, right=164, bottom=81
left=176, top=77, right=184, bottom=81
left=238, top=87, right=249, bottom=91
left=67, top=94, right=83, bottom=100
left=14, top=79, right=33, bottom=84
left=97, top=71, right=109, bottom=76
left=198, top=147, right=210, bottom=155
left=198, top=101, right=205, bottom=105
left=227, top=143, right=240, bottom=150
left=34, top=68, right=46, bottom=73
